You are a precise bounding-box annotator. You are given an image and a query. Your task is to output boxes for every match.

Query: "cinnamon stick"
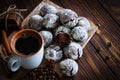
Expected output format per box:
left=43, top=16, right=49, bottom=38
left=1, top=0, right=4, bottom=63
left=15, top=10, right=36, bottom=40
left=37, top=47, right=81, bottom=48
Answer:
left=1, top=30, right=11, bottom=56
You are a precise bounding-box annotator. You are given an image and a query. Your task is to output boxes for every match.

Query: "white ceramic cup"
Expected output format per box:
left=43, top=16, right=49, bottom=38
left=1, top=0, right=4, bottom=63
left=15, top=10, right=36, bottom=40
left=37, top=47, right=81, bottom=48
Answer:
left=7, top=55, right=21, bottom=72
left=10, top=29, right=44, bottom=70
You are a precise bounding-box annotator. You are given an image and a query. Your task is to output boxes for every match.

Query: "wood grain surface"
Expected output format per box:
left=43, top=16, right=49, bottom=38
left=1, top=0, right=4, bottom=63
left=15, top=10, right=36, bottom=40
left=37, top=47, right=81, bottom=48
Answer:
left=0, top=0, right=120, bottom=80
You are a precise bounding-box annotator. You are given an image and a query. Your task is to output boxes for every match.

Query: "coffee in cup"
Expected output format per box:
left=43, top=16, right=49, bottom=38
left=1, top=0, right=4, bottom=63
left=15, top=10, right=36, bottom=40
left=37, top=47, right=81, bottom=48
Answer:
left=10, top=29, right=44, bottom=69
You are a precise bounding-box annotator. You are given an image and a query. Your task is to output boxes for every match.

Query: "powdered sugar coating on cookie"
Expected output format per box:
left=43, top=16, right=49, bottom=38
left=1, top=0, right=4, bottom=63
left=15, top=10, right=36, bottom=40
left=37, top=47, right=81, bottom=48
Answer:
left=45, top=45, right=63, bottom=62
left=71, top=26, right=88, bottom=42
left=42, top=13, right=59, bottom=29
left=28, top=15, right=43, bottom=31
left=39, top=30, right=53, bottom=47
left=59, top=59, right=78, bottom=76
left=40, top=4, right=58, bottom=16
left=64, top=42, right=83, bottom=60
left=55, top=26, right=71, bottom=36
left=59, top=9, right=78, bottom=28
left=77, top=17, right=91, bottom=31
left=64, top=19, right=78, bottom=28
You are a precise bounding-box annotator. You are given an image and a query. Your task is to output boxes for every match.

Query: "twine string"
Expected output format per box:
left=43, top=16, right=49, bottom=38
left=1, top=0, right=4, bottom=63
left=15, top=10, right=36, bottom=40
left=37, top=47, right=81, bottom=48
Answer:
left=0, top=4, right=27, bottom=30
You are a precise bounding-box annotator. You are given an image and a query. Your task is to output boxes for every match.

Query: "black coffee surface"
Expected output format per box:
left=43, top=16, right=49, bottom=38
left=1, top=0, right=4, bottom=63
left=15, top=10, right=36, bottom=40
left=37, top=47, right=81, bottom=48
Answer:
left=15, top=36, right=40, bottom=55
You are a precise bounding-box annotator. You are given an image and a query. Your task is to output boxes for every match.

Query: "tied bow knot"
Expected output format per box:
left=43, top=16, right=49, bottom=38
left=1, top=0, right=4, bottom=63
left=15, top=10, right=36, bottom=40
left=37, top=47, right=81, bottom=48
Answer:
left=0, top=4, right=27, bottom=30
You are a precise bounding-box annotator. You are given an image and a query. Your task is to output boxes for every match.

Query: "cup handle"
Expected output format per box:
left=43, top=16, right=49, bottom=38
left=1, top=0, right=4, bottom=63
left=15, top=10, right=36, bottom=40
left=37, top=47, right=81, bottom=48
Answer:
left=7, top=55, right=21, bottom=72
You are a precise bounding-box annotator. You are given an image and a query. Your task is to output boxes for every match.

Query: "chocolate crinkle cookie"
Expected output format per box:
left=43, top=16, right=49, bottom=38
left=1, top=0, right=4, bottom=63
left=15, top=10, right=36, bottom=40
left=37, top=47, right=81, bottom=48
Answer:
left=40, top=4, right=58, bottom=16
left=45, top=45, right=63, bottom=62
left=55, top=26, right=71, bottom=36
left=58, top=9, right=78, bottom=28
left=65, top=18, right=78, bottom=28
left=59, top=59, right=78, bottom=76
left=28, top=15, right=43, bottom=31
left=42, top=13, right=59, bottom=29
left=77, top=16, right=91, bottom=31
left=55, top=32, right=72, bottom=46
left=71, top=26, right=88, bottom=42
left=54, top=25, right=72, bottom=47
left=39, top=30, right=53, bottom=47
left=64, top=42, right=83, bottom=60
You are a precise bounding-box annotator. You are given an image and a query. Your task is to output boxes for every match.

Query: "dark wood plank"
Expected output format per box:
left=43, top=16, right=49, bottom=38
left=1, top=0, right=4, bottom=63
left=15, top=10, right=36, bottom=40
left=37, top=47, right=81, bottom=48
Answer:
left=90, top=31, right=120, bottom=79
left=84, top=42, right=118, bottom=80
left=0, top=0, right=120, bottom=80
left=79, top=0, right=120, bottom=79
left=98, top=0, right=120, bottom=25
left=80, top=0, right=120, bottom=47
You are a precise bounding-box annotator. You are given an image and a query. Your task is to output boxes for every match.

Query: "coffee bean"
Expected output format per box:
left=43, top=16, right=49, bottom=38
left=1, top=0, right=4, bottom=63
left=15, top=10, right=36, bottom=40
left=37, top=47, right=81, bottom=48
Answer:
left=21, top=67, right=60, bottom=80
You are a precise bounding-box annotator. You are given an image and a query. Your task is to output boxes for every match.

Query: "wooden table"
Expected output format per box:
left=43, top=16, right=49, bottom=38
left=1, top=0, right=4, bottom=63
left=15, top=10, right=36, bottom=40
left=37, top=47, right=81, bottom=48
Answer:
left=0, top=0, right=120, bottom=80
